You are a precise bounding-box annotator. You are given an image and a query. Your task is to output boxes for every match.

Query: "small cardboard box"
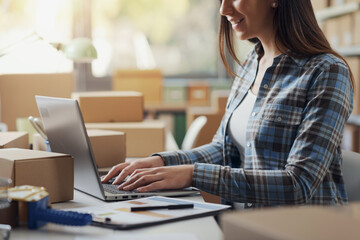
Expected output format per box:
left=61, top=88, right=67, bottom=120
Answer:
left=86, top=121, right=165, bottom=157
left=0, top=148, right=74, bottom=203
left=163, top=83, right=187, bottom=105
left=33, top=130, right=126, bottom=168
left=187, top=82, right=210, bottom=106
left=87, top=129, right=126, bottom=168
left=113, top=69, right=163, bottom=105
left=0, top=132, right=29, bottom=149
left=222, top=203, right=360, bottom=240
left=72, top=91, right=144, bottom=123
left=0, top=73, right=73, bottom=131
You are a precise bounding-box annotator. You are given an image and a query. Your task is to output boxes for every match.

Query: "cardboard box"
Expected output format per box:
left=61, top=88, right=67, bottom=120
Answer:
left=222, top=203, right=360, bottom=240
left=113, top=69, right=163, bottom=105
left=342, top=124, right=360, bottom=152
left=211, top=90, right=230, bottom=113
left=0, top=73, right=73, bottom=131
left=345, top=57, right=360, bottom=114
left=86, top=120, right=166, bottom=157
left=0, top=132, right=29, bottom=149
left=186, top=107, right=222, bottom=148
left=0, top=148, right=74, bottom=203
left=187, top=82, right=210, bottom=106
left=72, top=91, right=144, bottom=123
left=186, top=91, right=228, bottom=148
left=86, top=129, right=126, bottom=168
left=163, top=83, right=187, bottom=105
left=33, top=130, right=126, bottom=168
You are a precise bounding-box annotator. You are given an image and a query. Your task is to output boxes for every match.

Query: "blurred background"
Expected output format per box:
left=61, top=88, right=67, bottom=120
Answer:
left=0, top=0, right=360, bottom=152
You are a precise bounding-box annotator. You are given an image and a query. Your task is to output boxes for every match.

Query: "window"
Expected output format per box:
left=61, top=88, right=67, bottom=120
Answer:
left=0, top=0, right=73, bottom=74
left=91, top=0, right=219, bottom=78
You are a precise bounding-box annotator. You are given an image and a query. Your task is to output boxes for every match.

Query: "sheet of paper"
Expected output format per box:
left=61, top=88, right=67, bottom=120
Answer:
left=76, top=232, right=199, bottom=240
left=73, top=196, right=230, bottom=226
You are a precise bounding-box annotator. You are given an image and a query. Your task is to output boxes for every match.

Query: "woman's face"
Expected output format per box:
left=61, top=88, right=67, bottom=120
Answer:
left=219, top=0, right=277, bottom=41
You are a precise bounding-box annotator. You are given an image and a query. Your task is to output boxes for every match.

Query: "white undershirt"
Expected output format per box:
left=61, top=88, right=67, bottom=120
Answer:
left=228, top=89, right=257, bottom=210
left=228, top=89, right=257, bottom=161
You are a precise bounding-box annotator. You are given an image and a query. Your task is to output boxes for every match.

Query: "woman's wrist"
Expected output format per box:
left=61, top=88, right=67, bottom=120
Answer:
left=150, top=155, right=165, bottom=167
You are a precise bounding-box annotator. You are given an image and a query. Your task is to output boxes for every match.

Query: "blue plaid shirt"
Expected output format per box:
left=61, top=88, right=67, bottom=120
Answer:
left=156, top=44, right=353, bottom=207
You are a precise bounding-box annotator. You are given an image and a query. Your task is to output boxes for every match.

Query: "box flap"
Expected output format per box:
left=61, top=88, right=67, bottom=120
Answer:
left=86, top=121, right=166, bottom=129
left=87, top=129, right=126, bottom=137
left=0, top=157, right=14, bottom=181
left=0, top=148, right=71, bottom=161
left=0, top=132, right=28, bottom=147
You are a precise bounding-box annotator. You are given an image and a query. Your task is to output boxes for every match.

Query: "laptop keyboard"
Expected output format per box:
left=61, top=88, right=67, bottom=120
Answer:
left=101, top=176, right=138, bottom=194
left=102, top=183, right=138, bottom=194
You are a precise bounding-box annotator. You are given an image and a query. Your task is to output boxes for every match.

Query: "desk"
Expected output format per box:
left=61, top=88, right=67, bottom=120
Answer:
left=11, top=190, right=223, bottom=240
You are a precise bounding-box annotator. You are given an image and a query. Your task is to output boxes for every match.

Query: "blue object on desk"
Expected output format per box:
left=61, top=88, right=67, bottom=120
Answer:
left=27, top=196, right=92, bottom=229
left=44, top=140, right=51, bottom=152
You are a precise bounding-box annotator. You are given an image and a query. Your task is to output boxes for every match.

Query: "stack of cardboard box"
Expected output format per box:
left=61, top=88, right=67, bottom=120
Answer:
left=72, top=91, right=166, bottom=159
left=113, top=69, right=163, bottom=105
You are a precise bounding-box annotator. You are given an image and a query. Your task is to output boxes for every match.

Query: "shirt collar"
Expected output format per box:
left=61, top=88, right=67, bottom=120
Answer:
left=253, top=42, right=308, bottom=67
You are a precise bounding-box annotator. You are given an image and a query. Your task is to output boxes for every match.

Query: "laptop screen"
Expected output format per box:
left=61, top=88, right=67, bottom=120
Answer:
left=36, top=95, right=106, bottom=200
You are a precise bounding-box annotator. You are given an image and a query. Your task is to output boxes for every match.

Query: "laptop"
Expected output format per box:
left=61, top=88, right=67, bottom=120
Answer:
left=35, top=95, right=198, bottom=201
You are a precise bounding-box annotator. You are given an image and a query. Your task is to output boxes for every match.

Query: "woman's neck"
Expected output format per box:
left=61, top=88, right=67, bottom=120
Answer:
left=258, top=34, right=282, bottom=61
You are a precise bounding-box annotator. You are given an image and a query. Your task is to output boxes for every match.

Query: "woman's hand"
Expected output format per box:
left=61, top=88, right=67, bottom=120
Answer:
left=101, top=156, right=165, bottom=185
left=118, top=165, right=194, bottom=192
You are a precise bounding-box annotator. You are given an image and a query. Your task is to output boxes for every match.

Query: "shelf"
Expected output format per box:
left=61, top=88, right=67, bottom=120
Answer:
left=336, top=45, right=360, bottom=57
left=316, top=2, right=360, bottom=22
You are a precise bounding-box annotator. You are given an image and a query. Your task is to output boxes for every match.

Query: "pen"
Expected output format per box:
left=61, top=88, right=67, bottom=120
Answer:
left=131, top=204, right=194, bottom=212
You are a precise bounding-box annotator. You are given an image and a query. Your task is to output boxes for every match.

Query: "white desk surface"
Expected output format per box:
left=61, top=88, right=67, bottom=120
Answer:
left=10, top=190, right=223, bottom=240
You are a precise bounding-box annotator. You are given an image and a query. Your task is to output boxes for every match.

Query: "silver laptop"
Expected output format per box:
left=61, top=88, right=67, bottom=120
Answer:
left=35, top=95, right=198, bottom=201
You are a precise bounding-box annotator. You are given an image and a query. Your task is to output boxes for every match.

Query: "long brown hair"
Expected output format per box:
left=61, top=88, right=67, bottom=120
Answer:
left=219, top=0, right=355, bottom=87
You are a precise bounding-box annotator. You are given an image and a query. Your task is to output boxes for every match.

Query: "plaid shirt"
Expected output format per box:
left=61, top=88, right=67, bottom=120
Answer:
left=157, top=44, right=353, bottom=208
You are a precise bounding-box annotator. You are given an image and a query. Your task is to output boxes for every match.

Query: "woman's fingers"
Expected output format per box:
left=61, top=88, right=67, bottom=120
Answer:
left=113, top=166, right=134, bottom=185
left=101, top=163, right=128, bottom=183
left=118, top=168, right=155, bottom=189
left=137, top=181, right=165, bottom=193
left=122, top=174, right=163, bottom=191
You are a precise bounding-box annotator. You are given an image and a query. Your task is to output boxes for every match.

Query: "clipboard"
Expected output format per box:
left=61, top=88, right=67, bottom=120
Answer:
left=72, top=196, right=231, bottom=230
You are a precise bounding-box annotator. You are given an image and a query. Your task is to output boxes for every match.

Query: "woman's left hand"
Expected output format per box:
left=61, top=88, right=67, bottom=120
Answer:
left=118, top=165, right=194, bottom=192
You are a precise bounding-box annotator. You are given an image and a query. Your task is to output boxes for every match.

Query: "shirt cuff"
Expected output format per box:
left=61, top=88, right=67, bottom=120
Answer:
left=151, top=152, right=179, bottom=166
left=192, top=162, right=221, bottom=195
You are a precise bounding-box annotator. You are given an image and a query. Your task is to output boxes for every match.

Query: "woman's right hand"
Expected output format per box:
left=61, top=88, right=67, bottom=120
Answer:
left=100, top=156, right=165, bottom=185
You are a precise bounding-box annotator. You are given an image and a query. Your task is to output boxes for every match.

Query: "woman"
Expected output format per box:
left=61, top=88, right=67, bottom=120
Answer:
left=102, top=0, right=354, bottom=208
